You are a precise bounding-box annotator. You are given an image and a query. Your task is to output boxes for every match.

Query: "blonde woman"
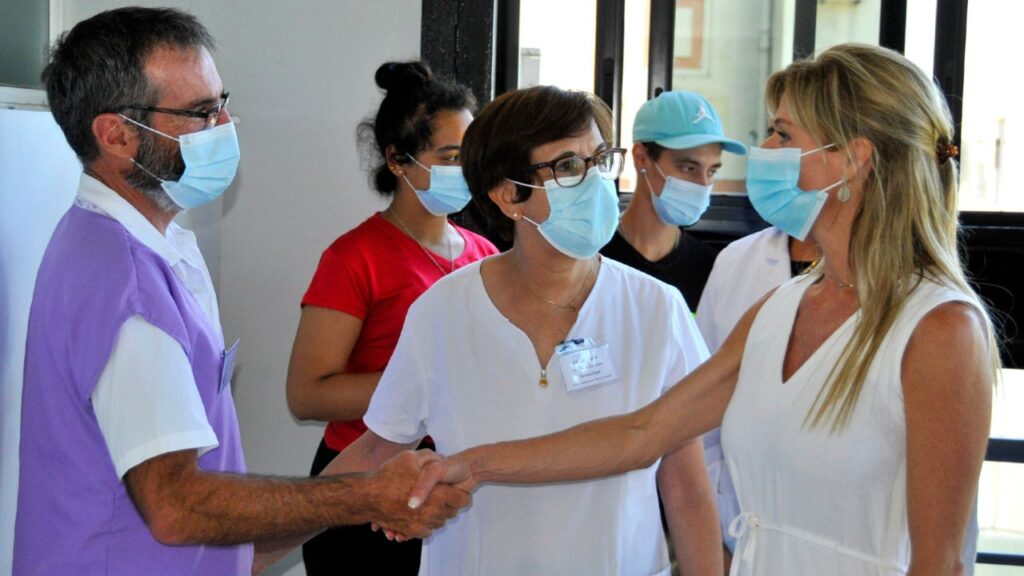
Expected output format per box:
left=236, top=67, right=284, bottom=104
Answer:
left=412, top=44, right=998, bottom=576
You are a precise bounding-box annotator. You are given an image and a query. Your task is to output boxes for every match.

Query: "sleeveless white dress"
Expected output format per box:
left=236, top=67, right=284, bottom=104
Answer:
left=720, top=274, right=973, bottom=576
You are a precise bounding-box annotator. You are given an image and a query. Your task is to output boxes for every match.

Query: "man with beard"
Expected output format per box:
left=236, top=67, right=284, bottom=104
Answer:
left=13, top=8, right=468, bottom=576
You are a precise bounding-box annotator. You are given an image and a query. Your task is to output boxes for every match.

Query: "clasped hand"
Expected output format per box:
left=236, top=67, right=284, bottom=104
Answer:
left=369, top=450, right=474, bottom=539
left=372, top=451, right=476, bottom=542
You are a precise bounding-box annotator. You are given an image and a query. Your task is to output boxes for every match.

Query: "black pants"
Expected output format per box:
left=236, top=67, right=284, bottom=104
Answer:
left=302, top=438, right=430, bottom=575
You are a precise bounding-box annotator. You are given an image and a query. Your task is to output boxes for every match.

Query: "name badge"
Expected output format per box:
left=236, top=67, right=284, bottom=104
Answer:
left=556, top=337, right=619, bottom=393
left=220, top=339, right=239, bottom=393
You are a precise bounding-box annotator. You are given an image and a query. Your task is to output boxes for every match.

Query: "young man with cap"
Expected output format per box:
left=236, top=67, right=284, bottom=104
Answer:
left=601, top=90, right=748, bottom=309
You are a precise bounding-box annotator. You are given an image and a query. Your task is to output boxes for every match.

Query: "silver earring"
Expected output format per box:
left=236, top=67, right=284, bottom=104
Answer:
left=639, top=168, right=647, bottom=174
left=838, top=182, right=851, bottom=203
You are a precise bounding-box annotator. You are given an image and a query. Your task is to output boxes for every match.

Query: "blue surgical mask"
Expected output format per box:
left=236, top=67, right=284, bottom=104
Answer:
left=403, top=155, right=472, bottom=216
left=644, top=163, right=712, bottom=226
left=121, top=115, right=240, bottom=210
left=508, top=167, right=620, bottom=259
left=745, top=144, right=842, bottom=241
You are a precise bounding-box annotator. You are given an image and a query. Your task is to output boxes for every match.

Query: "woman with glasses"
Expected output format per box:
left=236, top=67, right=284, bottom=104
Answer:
left=323, top=85, right=722, bottom=574
left=413, top=44, right=998, bottom=576
left=285, top=61, right=497, bottom=575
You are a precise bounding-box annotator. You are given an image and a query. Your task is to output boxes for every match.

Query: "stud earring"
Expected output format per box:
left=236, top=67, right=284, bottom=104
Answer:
left=639, top=168, right=647, bottom=174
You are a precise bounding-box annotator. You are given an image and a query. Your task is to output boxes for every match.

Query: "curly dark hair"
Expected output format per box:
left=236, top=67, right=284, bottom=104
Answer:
left=357, top=61, right=477, bottom=196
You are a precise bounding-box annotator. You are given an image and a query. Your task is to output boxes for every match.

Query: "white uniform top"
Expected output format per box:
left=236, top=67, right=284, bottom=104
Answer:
left=696, top=226, right=791, bottom=354
left=695, top=226, right=791, bottom=550
left=721, top=274, right=973, bottom=576
left=77, top=174, right=218, bottom=478
left=365, top=257, right=709, bottom=576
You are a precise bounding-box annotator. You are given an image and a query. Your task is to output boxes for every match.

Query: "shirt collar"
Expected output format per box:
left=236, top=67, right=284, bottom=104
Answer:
left=75, top=173, right=184, bottom=267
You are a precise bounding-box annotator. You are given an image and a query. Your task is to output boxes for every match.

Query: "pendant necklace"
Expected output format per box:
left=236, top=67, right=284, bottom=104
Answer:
left=388, top=208, right=454, bottom=275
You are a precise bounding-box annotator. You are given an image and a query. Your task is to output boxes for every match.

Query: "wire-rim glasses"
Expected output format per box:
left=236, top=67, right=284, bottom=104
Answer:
left=526, top=147, right=627, bottom=188
left=124, top=91, right=230, bottom=130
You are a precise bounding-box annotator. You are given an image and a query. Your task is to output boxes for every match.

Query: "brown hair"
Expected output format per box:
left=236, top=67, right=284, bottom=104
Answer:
left=461, top=86, right=613, bottom=242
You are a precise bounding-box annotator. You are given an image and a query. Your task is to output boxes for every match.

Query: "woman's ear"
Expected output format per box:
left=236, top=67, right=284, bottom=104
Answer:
left=846, top=137, right=874, bottom=180
left=488, top=180, right=523, bottom=220
left=385, top=144, right=404, bottom=175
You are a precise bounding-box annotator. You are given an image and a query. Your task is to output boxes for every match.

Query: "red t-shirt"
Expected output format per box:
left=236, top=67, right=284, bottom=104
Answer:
left=301, top=212, right=498, bottom=450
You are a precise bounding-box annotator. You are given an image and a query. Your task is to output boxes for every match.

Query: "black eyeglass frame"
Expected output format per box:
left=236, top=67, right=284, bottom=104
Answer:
left=124, top=91, right=230, bottom=130
left=525, top=147, right=627, bottom=188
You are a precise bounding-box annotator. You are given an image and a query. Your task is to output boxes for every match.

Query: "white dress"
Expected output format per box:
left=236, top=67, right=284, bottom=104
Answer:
left=365, top=257, right=709, bottom=576
left=721, top=274, right=973, bottom=575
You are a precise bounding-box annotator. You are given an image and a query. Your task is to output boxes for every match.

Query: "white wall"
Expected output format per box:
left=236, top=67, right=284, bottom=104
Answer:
left=0, top=109, right=82, bottom=576
left=2, top=2, right=420, bottom=575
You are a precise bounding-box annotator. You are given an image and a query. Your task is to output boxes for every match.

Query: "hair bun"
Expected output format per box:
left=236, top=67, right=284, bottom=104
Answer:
left=375, top=61, right=433, bottom=93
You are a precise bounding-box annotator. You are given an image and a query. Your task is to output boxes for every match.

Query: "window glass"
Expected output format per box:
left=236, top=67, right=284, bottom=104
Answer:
left=518, top=0, right=597, bottom=91
left=0, top=1, right=49, bottom=89
left=959, top=0, right=1024, bottom=212
left=977, top=368, right=1024, bottom=568
left=619, top=0, right=651, bottom=192
left=813, top=0, right=881, bottom=51
left=665, top=0, right=794, bottom=193
left=903, top=0, right=936, bottom=77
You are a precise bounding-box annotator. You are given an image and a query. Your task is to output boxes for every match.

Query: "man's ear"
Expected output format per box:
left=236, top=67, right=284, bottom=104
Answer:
left=632, top=143, right=650, bottom=172
left=92, top=113, right=138, bottom=161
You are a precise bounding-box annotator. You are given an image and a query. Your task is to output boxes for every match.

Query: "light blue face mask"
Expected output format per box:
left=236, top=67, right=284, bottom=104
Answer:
left=745, top=144, right=843, bottom=241
left=508, top=167, right=620, bottom=259
left=644, top=162, right=712, bottom=227
left=402, top=155, right=472, bottom=216
left=121, top=115, right=240, bottom=210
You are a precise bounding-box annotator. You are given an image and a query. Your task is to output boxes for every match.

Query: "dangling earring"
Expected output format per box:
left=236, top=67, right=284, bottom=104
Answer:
left=837, top=180, right=851, bottom=203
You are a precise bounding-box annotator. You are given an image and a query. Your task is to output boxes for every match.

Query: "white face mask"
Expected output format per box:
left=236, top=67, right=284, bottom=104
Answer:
left=644, top=162, right=712, bottom=226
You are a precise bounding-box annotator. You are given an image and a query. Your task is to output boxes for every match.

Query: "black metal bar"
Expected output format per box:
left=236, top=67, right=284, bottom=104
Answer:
left=792, top=0, right=818, bottom=61
left=594, top=0, right=625, bottom=145
left=986, top=438, right=1024, bottom=464
left=933, top=0, right=968, bottom=147
left=879, top=0, right=908, bottom=53
left=421, top=0, right=495, bottom=107
left=494, top=0, right=520, bottom=98
left=647, top=0, right=675, bottom=99
left=977, top=552, right=1024, bottom=566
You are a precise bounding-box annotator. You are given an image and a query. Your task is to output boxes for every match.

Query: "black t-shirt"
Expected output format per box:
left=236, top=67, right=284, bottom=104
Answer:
left=600, top=229, right=719, bottom=310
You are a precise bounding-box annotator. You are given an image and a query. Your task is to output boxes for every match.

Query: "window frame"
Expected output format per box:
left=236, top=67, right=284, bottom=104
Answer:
left=0, top=0, right=62, bottom=108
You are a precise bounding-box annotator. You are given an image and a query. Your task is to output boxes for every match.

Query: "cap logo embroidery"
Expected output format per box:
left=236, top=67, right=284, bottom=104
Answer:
left=692, top=104, right=711, bottom=125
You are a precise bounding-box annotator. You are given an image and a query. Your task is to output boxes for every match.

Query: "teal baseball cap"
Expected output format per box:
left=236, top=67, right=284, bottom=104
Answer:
left=632, top=91, right=747, bottom=155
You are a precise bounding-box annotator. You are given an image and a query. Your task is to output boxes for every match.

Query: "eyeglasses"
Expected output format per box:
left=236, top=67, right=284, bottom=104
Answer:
left=124, top=92, right=230, bottom=130
left=526, top=147, right=626, bottom=188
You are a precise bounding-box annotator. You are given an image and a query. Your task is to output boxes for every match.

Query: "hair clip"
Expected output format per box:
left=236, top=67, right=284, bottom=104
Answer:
left=937, top=141, right=959, bottom=164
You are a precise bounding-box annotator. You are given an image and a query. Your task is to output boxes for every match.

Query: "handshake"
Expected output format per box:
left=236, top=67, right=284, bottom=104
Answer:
left=358, top=449, right=477, bottom=540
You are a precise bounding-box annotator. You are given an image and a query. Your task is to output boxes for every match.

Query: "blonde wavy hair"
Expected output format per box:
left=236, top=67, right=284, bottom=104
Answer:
left=765, top=43, right=1000, bottom=431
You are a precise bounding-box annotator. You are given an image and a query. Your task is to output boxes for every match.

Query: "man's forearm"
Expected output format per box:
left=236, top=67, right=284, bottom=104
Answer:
left=127, top=449, right=465, bottom=547
left=139, top=470, right=377, bottom=546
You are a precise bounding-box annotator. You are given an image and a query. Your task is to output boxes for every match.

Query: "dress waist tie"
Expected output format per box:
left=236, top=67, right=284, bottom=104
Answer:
left=727, top=512, right=908, bottom=574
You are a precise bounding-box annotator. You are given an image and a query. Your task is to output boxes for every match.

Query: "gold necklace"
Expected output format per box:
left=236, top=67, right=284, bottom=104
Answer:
left=522, top=258, right=596, bottom=313
left=388, top=208, right=454, bottom=275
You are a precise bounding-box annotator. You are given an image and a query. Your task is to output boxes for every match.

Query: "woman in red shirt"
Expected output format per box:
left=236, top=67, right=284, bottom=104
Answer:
left=286, top=60, right=497, bottom=575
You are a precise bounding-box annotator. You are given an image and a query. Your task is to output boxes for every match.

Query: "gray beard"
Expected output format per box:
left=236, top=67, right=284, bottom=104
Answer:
left=124, top=128, right=186, bottom=213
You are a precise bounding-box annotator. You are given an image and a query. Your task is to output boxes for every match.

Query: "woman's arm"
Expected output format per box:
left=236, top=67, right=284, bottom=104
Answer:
left=903, top=301, right=993, bottom=576
left=413, top=294, right=767, bottom=499
left=286, top=306, right=381, bottom=422
left=658, top=438, right=723, bottom=575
